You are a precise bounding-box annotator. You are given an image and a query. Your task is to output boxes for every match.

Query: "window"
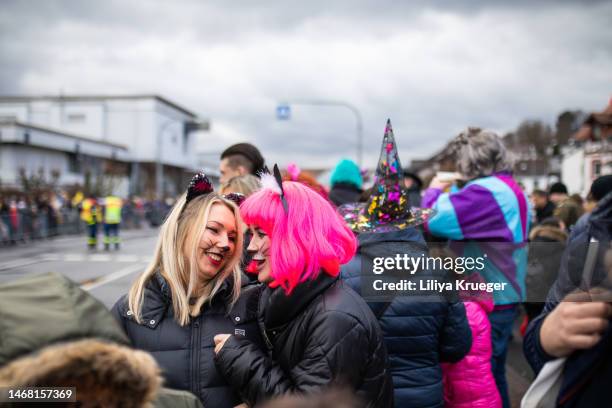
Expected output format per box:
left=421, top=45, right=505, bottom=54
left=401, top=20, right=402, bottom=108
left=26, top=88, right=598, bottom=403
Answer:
left=67, top=153, right=81, bottom=173
left=0, top=115, right=17, bottom=122
left=67, top=113, right=86, bottom=123
left=593, top=160, right=602, bottom=177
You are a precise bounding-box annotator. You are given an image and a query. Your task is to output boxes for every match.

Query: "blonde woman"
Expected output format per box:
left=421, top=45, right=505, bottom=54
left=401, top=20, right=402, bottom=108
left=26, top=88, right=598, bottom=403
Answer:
left=112, top=172, right=262, bottom=408
left=219, top=174, right=261, bottom=197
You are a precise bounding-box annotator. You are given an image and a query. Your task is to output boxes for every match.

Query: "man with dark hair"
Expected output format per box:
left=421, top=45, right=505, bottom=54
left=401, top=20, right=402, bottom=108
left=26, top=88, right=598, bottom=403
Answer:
left=572, top=175, right=612, bottom=238
left=219, top=143, right=266, bottom=184
left=548, top=182, right=569, bottom=205
left=589, top=175, right=612, bottom=203
left=532, top=189, right=555, bottom=225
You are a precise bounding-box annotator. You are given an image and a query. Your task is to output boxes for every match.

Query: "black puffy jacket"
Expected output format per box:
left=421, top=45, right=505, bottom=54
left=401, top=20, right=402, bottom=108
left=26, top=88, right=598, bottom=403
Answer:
left=214, top=273, right=394, bottom=407
left=341, top=229, right=472, bottom=408
left=524, top=191, right=612, bottom=406
left=111, top=272, right=263, bottom=408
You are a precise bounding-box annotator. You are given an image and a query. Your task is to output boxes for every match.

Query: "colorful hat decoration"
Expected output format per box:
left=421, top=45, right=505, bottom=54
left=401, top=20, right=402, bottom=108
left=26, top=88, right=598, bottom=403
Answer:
left=338, top=119, right=434, bottom=232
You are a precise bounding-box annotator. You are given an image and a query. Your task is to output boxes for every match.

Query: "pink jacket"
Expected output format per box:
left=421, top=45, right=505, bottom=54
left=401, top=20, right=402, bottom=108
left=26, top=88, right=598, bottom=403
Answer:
left=442, top=298, right=501, bottom=408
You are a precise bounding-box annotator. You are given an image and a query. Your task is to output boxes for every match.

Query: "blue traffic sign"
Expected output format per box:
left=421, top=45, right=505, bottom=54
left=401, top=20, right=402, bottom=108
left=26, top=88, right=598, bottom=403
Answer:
left=276, top=104, right=291, bottom=120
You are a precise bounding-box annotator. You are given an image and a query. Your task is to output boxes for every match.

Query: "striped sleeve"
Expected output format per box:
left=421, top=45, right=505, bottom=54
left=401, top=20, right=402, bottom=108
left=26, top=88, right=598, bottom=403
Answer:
left=426, top=191, right=464, bottom=240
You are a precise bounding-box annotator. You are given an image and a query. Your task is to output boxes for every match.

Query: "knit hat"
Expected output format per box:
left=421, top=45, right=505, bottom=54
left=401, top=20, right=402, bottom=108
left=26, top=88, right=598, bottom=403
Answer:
left=590, top=175, right=612, bottom=201
left=220, top=143, right=266, bottom=177
left=330, top=159, right=363, bottom=189
left=338, top=119, right=433, bottom=232
left=549, top=182, right=568, bottom=195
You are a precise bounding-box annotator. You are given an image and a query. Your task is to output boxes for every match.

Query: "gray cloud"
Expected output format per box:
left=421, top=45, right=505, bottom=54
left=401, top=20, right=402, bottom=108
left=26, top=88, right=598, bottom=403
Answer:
left=1, top=0, right=611, bottom=169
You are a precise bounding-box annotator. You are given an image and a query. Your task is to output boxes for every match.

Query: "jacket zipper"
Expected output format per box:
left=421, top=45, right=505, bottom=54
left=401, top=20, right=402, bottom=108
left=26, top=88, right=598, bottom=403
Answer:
left=192, top=318, right=201, bottom=397
left=258, top=314, right=274, bottom=352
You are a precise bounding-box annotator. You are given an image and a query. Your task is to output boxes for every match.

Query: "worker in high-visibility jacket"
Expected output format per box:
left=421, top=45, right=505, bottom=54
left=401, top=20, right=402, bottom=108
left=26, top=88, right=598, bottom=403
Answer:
left=102, top=195, right=123, bottom=250
left=80, top=196, right=100, bottom=250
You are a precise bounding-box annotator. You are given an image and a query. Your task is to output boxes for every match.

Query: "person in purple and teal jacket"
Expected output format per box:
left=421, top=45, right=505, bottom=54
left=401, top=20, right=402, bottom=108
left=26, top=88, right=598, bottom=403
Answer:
left=421, top=127, right=530, bottom=408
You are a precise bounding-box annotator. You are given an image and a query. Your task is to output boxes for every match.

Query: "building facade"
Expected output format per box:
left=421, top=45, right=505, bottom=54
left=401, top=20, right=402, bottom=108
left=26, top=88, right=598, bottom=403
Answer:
left=561, top=99, right=612, bottom=196
left=0, top=95, right=206, bottom=198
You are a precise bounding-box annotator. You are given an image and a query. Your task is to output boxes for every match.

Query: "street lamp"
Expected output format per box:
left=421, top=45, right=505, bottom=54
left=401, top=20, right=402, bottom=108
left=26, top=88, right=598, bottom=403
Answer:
left=156, top=119, right=210, bottom=199
left=276, top=100, right=364, bottom=166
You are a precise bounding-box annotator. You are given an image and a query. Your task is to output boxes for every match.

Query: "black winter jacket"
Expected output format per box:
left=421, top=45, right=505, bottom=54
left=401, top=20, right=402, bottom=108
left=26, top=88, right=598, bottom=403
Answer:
left=111, top=273, right=263, bottom=408
left=214, top=273, right=394, bottom=407
left=524, top=191, right=612, bottom=406
left=341, top=228, right=472, bottom=408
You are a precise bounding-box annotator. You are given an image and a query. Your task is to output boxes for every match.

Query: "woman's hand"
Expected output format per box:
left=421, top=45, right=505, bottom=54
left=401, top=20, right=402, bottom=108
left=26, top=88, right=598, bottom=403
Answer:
left=214, top=334, right=231, bottom=354
left=428, top=176, right=452, bottom=191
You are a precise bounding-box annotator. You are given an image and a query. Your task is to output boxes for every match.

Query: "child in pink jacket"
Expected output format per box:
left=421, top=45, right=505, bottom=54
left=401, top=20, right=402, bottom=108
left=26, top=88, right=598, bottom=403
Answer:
left=442, top=290, right=501, bottom=408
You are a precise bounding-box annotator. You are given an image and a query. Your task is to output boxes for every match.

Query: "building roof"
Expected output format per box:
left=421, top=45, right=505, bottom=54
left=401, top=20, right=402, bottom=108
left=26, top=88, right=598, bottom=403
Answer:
left=0, top=94, right=197, bottom=118
left=0, top=120, right=127, bottom=150
left=0, top=120, right=130, bottom=162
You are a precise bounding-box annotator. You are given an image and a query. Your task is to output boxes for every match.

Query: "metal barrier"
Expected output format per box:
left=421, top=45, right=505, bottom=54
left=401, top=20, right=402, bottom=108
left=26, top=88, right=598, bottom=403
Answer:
left=0, top=208, right=146, bottom=245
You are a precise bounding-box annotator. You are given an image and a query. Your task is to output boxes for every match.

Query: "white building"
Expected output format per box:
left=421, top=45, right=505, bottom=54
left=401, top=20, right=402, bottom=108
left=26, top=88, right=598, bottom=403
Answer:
left=0, top=120, right=130, bottom=195
left=0, top=95, right=207, bottom=198
left=561, top=142, right=612, bottom=196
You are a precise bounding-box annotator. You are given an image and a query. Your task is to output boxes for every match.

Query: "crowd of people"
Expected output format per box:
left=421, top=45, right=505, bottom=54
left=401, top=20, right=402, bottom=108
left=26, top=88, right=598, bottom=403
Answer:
left=2, top=119, right=612, bottom=408
left=0, top=192, right=166, bottom=246
left=0, top=192, right=75, bottom=243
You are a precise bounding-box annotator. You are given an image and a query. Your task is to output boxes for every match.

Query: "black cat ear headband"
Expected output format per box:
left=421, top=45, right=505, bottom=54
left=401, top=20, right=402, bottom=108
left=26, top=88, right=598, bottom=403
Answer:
left=185, top=172, right=245, bottom=207
left=260, top=164, right=288, bottom=214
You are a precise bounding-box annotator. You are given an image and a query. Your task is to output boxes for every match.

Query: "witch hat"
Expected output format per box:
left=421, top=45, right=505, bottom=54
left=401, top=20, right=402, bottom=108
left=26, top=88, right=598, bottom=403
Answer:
left=338, top=119, right=433, bottom=232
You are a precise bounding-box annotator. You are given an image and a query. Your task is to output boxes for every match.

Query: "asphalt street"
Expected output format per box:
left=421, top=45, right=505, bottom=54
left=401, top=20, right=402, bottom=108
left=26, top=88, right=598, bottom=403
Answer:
left=0, top=229, right=532, bottom=407
left=0, top=227, right=157, bottom=308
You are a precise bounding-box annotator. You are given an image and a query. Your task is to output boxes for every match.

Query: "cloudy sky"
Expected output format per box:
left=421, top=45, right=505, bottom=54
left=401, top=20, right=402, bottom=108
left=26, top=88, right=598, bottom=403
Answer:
left=1, top=0, right=611, bottom=169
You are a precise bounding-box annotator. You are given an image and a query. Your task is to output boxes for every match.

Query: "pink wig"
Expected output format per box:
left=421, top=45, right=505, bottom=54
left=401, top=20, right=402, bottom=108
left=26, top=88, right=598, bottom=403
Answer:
left=240, top=180, right=357, bottom=294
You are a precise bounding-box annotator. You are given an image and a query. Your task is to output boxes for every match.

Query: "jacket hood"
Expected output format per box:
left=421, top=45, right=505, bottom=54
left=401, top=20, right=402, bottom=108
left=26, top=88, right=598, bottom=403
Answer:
left=455, top=272, right=494, bottom=312
left=529, top=225, right=568, bottom=243
left=0, top=272, right=128, bottom=366
left=0, top=339, right=162, bottom=408
left=0, top=273, right=164, bottom=407
left=589, top=190, right=612, bottom=227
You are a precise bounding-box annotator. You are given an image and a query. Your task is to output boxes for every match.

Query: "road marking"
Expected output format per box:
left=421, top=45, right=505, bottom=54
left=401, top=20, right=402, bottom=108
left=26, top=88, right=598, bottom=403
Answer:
left=116, top=254, right=140, bottom=262
left=81, top=262, right=145, bottom=292
left=64, top=254, right=85, bottom=262
left=40, top=254, right=61, bottom=261
left=89, top=254, right=112, bottom=262
left=0, top=252, right=148, bottom=272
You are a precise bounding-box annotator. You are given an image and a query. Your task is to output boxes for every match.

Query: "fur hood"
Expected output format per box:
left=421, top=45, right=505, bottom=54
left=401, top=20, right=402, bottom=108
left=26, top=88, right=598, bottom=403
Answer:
left=0, top=339, right=162, bottom=408
left=529, top=225, right=568, bottom=243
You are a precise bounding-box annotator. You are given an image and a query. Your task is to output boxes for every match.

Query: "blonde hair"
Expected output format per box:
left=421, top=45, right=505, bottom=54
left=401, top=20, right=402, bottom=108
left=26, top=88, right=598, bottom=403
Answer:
left=128, top=193, right=243, bottom=326
left=220, top=174, right=261, bottom=196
